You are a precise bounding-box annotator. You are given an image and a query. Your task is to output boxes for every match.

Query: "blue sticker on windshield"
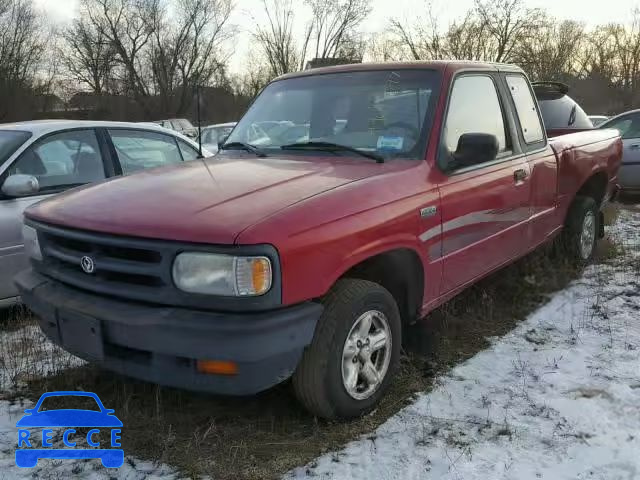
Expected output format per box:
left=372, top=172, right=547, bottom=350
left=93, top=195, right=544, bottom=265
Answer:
left=377, top=136, right=404, bottom=151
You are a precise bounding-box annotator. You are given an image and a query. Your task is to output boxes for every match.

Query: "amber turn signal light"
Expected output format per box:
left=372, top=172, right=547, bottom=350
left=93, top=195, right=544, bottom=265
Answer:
left=196, top=360, right=239, bottom=376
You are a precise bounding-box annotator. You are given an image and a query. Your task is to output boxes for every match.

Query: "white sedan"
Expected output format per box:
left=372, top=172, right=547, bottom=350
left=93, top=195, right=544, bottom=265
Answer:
left=0, top=120, right=212, bottom=307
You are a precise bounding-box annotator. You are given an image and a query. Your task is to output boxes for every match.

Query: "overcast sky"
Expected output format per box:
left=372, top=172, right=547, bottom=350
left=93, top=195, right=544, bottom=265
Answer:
left=34, top=0, right=640, bottom=73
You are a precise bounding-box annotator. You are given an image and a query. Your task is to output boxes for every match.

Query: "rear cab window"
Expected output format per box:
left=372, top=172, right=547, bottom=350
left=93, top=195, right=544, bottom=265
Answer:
left=505, top=74, right=545, bottom=146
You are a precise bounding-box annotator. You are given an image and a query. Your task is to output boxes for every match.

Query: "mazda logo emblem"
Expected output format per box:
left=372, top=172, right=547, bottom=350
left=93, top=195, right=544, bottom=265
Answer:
left=81, top=256, right=95, bottom=274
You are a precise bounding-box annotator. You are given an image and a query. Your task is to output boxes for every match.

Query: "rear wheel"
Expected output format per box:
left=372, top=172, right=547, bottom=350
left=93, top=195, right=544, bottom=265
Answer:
left=563, top=196, right=599, bottom=264
left=292, top=279, right=401, bottom=419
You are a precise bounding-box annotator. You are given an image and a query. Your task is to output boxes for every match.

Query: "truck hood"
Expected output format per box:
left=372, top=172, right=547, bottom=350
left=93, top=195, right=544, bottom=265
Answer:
left=26, top=155, right=385, bottom=244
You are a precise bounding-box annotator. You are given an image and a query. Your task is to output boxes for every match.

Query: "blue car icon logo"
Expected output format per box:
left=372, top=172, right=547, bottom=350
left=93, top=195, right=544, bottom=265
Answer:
left=15, top=391, right=123, bottom=468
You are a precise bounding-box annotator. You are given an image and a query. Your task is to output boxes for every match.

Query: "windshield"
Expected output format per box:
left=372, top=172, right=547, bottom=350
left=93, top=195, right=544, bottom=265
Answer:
left=225, top=70, right=441, bottom=159
left=0, top=130, right=31, bottom=165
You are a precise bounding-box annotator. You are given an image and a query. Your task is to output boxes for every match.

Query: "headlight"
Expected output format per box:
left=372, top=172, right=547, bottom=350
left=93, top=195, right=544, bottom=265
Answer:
left=22, top=225, right=42, bottom=261
left=172, top=253, right=272, bottom=296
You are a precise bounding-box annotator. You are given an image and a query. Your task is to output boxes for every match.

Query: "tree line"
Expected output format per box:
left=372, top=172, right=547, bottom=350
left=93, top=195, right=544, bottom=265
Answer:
left=2, top=0, right=640, bottom=123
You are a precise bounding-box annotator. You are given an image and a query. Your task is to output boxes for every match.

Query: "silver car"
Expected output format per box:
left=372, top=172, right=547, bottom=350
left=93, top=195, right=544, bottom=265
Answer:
left=588, top=115, right=609, bottom=127
left=0, top=120, right=211, bottom=307
left=199, top=122, right=237, bottom=154
left=599, top=110, right=640, bottom=194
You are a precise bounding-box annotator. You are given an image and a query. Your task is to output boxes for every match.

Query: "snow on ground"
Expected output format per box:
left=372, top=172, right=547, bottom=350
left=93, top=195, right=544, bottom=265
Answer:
left=288, top=210, right=640, bottom=480
left=0, top=322, right=85, bottom=392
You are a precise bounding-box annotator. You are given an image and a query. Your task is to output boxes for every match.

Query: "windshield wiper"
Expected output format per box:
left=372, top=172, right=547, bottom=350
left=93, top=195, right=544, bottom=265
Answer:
left=280, top=141, right=384, bottom=163
left=39, top=183, right=86, bottom=192
left=220, top=141, right=267, bottom=158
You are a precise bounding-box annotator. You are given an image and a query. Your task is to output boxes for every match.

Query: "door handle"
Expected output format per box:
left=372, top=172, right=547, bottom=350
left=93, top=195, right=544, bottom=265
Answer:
left=630, top=144, right=640, bottom=150
left=514, top=169, right=528, bottom=182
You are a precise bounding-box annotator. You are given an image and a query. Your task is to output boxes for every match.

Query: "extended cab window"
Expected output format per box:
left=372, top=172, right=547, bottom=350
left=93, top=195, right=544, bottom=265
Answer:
left=506, top=75, right=544, bottom=144
left=443, top=75, right=508, bottom=159
left=9, top=129, right=105, bottom=191
left=109, top=130, right=183, bottom=174
left=225, top=70, right=440, bottom=160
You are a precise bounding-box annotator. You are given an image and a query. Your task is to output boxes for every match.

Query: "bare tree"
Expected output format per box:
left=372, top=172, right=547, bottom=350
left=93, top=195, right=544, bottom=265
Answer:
left=232, top=55, right=273, bottom=99
left=474, top=0, right=545, bottom=63
left=61, top=17, right=117, bottom=94
left=150, top=0, right=233, bottom=114
left=305, top=0, right=370, bottom=60
left=0, top=0, right=45, bottom=84
left=388, top=2, right=448, bottom=60
left=0, top=0, right=48, bottom=120
left=513, top=18, right=584, bottom=81
left=445, top=12, right=493, bottom=60
left=253, top=0, right=302, bottom=76
left=78, top=0, right=158, bottom=111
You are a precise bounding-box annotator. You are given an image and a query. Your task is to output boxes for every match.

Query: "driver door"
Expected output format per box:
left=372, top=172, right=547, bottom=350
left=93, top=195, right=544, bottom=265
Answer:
left=437, top=74, right=531, bottom=294
left=0, top=129, right=107, bottom=302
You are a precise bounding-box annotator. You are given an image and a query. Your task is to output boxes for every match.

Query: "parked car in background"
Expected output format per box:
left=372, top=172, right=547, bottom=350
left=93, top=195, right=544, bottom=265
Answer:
left=17, top=62, right=621, bottom=420
left=599, top=109, right=640, bottom=194
left=532, top=82, right=593, bottom=137
left=155, top=118, right=198, bottom=138
left=589, top=115, right=609, bottom=127
left=0, top=120, right=211, bottom=308
left=200, top=122, right=237, bottom=153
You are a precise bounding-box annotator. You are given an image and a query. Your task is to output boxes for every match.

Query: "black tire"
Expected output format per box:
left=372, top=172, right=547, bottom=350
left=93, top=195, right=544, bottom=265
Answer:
left=292, top=279, right=401, bottom=420
left=563, top=195, right=599, bottom=264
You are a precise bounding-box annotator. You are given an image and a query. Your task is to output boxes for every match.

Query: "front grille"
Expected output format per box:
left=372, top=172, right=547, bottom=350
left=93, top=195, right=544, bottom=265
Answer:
left=29, top=220, right=283, bottom=312
left=36, top=223, right=175, bottom=305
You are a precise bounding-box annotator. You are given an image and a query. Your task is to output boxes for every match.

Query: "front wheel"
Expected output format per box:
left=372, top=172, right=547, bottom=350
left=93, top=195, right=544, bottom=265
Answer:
left=563, top=196, right=599, bottom=264
left=292, top=279, right=401, bottom=419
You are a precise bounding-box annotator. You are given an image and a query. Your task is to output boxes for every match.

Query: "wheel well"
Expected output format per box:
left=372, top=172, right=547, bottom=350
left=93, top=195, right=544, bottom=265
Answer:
left=576, top=172, right=608, bottom=206
left=341, top=249, right=424, bottom=325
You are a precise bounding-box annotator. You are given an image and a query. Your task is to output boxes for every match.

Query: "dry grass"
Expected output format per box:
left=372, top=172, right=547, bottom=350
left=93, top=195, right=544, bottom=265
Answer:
left=3, top=204, right=634, bottom=480
left=602, top=203, right=620, bottom=226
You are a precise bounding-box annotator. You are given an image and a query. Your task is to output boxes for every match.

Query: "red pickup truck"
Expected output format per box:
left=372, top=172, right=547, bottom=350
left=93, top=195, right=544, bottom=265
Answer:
left=16, top=61, right=621, bottom=419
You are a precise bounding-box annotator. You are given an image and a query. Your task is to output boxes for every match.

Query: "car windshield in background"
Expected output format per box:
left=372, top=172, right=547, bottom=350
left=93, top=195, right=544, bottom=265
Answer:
left=224, top=70, right=441, bottom=159
left=0, top=130, right=31, bottom=164
left=202, top=126, right=234, bottom=144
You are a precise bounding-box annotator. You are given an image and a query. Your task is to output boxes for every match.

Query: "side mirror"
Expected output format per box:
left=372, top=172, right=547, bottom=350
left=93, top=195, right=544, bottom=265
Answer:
left=1, top=175, right=40, bottom=197
left=446, top=133, right=499, bottom=172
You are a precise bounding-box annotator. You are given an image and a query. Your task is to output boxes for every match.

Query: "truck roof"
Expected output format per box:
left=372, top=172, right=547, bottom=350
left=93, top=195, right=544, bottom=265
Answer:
left=276, top=60, right=525, bottom=81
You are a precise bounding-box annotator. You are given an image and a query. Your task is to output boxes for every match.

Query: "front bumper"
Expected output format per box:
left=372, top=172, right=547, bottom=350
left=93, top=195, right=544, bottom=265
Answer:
left=16, top=269, right=322, bottom=395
